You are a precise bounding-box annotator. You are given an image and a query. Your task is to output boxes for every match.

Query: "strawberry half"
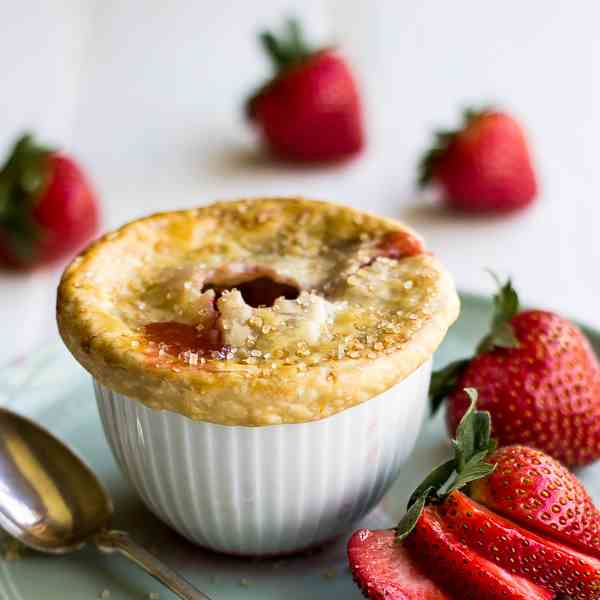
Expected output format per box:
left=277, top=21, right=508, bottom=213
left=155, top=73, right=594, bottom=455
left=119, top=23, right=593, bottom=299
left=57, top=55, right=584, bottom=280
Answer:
left=0, top=134, right=99, bottom=268
left=471, top=445, right=600, bottom=560
left=418, top=108, right=537, bottom=213
left=431, top=276, right=600, bottom=466
left=247, top=19, right=364, bottom=163
left=348, top=528, right=451, bottom=600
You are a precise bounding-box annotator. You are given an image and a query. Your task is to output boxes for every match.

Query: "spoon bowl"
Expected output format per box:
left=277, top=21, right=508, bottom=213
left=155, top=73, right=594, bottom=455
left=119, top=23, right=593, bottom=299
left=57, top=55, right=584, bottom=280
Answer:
left=0, top=407, right=212, bottom=599
left=0, top=407, right=112, bottom=553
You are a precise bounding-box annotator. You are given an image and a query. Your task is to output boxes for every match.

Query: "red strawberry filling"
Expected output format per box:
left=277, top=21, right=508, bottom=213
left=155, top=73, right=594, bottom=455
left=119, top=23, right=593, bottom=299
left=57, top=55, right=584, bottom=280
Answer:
left=143, top=269, right=302, bottom=366
left=144, top=321, right=229, bottom=362
left=141, top=232, right=422, bottom=370
left=359, top=232, right=425, bottom=270
left=376, top=232, right=424, bottom=260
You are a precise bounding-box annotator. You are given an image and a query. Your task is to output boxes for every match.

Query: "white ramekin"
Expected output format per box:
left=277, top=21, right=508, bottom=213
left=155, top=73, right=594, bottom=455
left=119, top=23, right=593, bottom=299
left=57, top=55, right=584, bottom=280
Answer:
left=94, top=360, right=431, bottom=556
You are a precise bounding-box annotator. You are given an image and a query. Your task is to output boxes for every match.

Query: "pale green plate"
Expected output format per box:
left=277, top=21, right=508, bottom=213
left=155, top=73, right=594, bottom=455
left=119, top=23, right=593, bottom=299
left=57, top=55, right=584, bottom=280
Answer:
left=1, top=293, right=599, bottom=600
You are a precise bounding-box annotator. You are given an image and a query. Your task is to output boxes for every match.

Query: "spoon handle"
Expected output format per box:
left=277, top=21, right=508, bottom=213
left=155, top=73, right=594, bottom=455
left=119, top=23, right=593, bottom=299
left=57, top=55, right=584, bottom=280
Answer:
left=95, top=530, right=214, bottom=600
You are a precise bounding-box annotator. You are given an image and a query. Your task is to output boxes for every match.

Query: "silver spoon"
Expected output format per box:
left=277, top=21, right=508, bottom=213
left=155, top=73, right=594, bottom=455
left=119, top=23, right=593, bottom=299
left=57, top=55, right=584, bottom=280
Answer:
left=0, top=407, right=213, bottom=600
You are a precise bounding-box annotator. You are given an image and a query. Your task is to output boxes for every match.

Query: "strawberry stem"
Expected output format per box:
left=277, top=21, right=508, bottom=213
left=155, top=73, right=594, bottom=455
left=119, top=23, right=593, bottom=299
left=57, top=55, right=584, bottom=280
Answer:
left=259, top=18, right=313, bottom=73
left=396, top=389, right=496, bottom=541
left=477, top=273, right=520, bottom=353
left=429, top=358, right=469, bottom=414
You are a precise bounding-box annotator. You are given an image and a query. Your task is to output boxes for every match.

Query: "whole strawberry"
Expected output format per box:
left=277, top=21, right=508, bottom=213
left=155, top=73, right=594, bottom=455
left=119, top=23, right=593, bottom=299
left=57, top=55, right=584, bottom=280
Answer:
left=431, top=276, right=600, bottom=466
left=0, top=134, right=99, bottom=268
left=418, top=108, right=537, bottom=213
left=247, top=19, right=364, bottom=162
left=348, top=391, right=600, bottom=600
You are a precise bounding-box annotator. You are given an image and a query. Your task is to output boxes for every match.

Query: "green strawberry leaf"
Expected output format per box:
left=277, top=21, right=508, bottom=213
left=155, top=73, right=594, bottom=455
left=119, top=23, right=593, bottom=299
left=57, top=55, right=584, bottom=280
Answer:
left=429, top=358, right=469, bottom=415
left=454, top=388, right=479, bottom=470
left=286, top=18, right=308, bottom=58
left=445, top=461, right=496, bottom=496
left=259, top=18, right=313, bottom=73
left=445, top=446, right=497, bottom=496
left=440, top=389, right=497, bottom=494
left=407, top=458, right=456, bottom=510
left=462, top=105, right=495, bottom=125
left=397, top=388, right=498, bottom=543
left=473, top=410, right=494, bottom=456
left=482, top=321, right=519, bottom=350
left=490, top=272, right=520, bottom=326
left=396, top=486, right=433, bottom=541
left=0, top=133, right=52, bottom=262
left=477, top=273, right=520, bottom=353
left=417, top=130, right=454, bottom=187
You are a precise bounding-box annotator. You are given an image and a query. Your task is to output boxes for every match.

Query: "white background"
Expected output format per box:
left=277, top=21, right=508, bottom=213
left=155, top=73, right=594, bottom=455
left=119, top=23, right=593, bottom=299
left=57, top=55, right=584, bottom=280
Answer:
left=1, top=1, right=599, bottom=365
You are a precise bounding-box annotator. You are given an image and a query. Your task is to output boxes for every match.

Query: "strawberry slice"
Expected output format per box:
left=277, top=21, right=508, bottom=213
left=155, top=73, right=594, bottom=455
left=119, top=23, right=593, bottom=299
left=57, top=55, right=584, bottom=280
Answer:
left=347, top=528, right=451, bottom=600
left=406, top=507, right=553, bottom=600
left=437, top=491, right=600, bottom=599
left=470, top=445, right=600, bottom=560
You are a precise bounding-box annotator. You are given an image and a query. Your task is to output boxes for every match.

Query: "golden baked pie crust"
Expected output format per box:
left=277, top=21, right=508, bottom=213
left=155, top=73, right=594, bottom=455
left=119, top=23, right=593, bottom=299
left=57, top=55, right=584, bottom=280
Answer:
left=57, top=197, right=459, bottom=426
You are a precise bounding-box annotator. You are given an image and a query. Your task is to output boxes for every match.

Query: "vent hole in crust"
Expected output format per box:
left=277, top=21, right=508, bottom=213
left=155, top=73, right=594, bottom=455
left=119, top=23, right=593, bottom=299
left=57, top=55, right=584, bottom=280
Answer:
left=203, top=276, right=300, bottom=308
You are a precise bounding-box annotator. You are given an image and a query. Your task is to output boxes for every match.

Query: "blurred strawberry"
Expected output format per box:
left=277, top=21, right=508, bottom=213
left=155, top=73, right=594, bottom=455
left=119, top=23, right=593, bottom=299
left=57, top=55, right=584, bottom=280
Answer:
left=0, top=134, right=99, bottom=268
left=247, top=19, right=364, bottom=162
left=418, top=108, right=537, bottom=213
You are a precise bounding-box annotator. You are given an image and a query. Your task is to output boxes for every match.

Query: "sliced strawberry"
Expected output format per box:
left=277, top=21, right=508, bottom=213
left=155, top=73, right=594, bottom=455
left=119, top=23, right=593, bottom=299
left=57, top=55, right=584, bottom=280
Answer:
left=437, top=491, right=600, bottom=599
left=347, top=528, right=451, bottom=600
left=470, top=445, right=600, bottom=560
left=406, top=506, right=553, bottom=600
left=351, top=391, right=600, bottom=600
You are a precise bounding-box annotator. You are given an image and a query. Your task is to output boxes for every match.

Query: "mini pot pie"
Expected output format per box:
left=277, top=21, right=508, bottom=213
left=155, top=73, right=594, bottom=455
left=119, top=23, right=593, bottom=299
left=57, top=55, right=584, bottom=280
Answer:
left=57, top=197, right=459, bottom=427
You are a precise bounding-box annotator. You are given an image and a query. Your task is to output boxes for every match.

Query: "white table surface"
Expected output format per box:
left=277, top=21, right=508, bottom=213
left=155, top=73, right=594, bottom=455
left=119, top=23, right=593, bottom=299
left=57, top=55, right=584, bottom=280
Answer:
left=1, top=1, right=598, bottom=366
